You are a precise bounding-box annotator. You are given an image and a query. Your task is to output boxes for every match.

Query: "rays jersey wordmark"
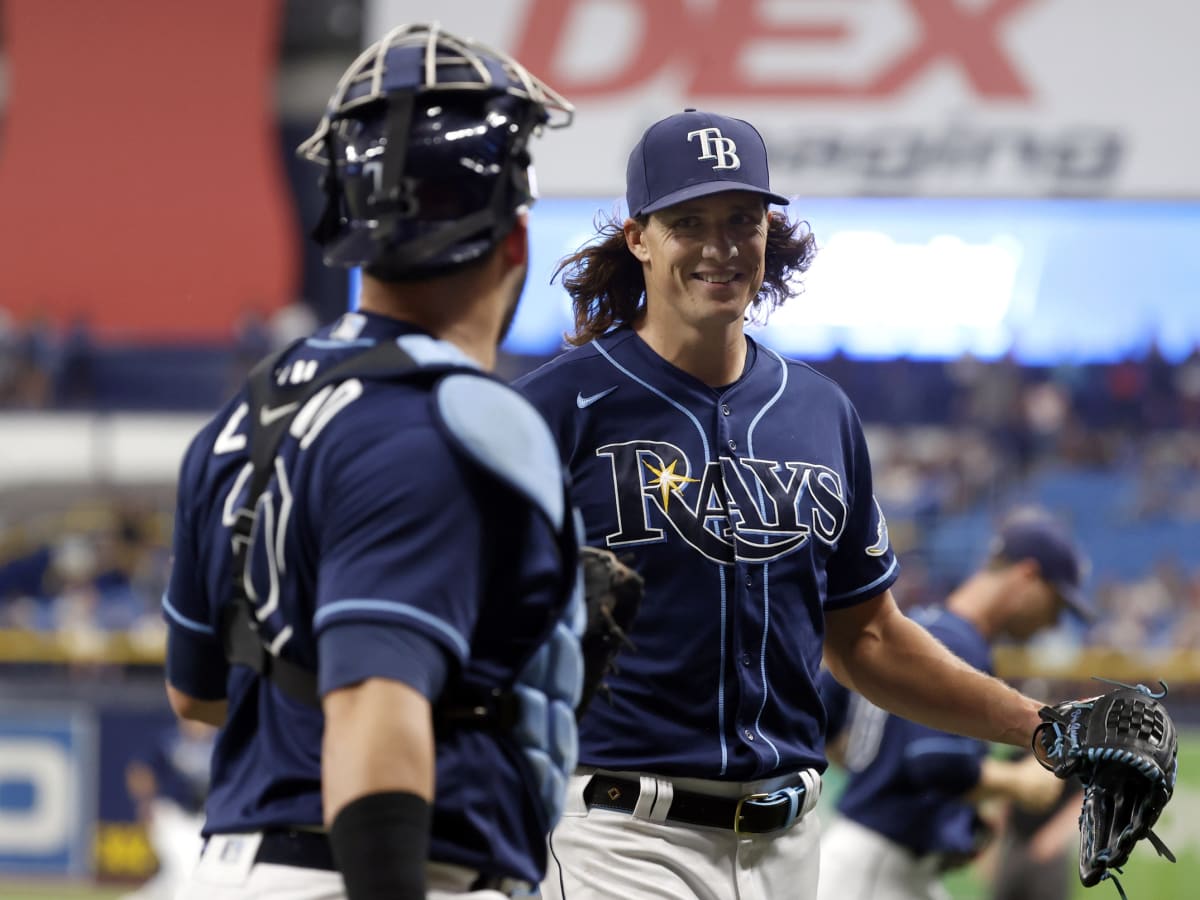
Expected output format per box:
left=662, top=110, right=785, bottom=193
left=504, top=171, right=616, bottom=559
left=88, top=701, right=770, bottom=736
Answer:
left=599, top=439, right=848, bottom=563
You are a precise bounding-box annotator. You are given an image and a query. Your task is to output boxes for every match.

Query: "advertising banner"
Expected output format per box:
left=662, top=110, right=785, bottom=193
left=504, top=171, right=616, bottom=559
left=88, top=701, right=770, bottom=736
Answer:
left=0, top=706, right=95, bottom=876
left=369, top=0, right=1200, bottom=198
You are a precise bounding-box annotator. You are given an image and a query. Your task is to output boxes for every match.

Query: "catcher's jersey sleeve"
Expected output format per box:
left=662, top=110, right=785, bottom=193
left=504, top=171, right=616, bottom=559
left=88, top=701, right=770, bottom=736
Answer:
left=164, top=424, right=232, bottom=701
left=311, top=419, right=489, bottom=694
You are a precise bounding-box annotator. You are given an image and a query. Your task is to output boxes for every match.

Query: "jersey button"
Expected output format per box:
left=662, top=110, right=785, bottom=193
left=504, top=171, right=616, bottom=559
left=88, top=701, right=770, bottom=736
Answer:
left=727, top=439, right=737, bottom=451
left=741, top=652, right=751, bottom=666
left=721, top=404, right=731, bottom=416
left=745, top=731, right=755, bottom=741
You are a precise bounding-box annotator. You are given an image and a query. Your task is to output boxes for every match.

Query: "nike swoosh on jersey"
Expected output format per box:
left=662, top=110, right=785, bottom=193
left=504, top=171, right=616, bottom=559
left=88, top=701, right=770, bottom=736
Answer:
left=259, top=401, right=300, bottom=426
left=576, top=386, right=618, bottom=409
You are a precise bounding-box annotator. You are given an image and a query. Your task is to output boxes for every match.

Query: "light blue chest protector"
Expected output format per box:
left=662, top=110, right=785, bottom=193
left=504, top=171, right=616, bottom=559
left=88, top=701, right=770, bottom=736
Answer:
left=433, top=354, right=586, bottom=828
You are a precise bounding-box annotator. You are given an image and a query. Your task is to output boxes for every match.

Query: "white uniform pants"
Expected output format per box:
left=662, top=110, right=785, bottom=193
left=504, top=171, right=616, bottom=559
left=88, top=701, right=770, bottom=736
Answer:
left=815, top=817, right=951, bottom=900
left=542, top=769, right=822, bottom=900
left=174, top=833, right=523, bottom=900
left=121, top=800, right=205, bottom=900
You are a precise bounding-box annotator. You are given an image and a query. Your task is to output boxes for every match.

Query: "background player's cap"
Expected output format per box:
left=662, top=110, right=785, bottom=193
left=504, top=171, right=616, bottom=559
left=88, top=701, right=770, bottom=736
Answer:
left=991, top=509, right=1096, bottom=622
left=625, top=109, right=789, bottom=217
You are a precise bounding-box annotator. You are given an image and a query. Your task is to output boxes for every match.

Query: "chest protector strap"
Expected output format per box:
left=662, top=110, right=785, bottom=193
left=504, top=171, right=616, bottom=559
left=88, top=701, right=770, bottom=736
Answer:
left=222, top=338, right=449, bottom=707
left=221, top=339, right=576, bottom=734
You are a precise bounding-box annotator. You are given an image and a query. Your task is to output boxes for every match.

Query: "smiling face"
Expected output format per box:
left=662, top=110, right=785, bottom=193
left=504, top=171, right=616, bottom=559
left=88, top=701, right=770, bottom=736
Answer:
left=625, top=191, right=769, bottom=333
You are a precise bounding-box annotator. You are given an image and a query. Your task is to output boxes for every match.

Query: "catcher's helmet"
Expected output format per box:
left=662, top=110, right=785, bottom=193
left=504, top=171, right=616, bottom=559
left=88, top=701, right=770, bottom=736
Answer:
left=297, top=23, right=573, bottom=281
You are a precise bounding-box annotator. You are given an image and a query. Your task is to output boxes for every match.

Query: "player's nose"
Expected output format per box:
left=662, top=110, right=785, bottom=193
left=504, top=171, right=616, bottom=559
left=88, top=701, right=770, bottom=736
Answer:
left=701, top=229, right=739, bottom=262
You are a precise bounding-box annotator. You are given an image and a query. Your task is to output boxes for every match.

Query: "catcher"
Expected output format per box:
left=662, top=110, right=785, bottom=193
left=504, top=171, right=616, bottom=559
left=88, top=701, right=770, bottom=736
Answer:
left=1034, top=678, right=1178, bottom=898
left=163, top=24, right=642, bottom=900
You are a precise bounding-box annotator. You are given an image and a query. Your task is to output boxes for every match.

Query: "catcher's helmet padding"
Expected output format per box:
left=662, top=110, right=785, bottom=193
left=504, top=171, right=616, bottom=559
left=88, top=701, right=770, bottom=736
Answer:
left=297, top=23, right=573, bottom=281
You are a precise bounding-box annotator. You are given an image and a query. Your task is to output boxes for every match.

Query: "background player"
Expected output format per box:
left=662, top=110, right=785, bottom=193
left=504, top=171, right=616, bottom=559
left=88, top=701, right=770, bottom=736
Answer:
left=517, top=109, right=1093, bottom=900
left=122, top=719, right=216, bottom=900
left=987, top=706, right=1086, bottom=900
left=816, top=508, right=1091, bottom=900
left=163, top=24, right=584, bottom=900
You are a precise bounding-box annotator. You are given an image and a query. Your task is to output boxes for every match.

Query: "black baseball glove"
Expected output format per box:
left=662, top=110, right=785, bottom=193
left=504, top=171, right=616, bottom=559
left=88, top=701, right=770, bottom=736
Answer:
left=1033, top=679, right=1178, bottom=894
left=576, top=546, right=642, bottom=718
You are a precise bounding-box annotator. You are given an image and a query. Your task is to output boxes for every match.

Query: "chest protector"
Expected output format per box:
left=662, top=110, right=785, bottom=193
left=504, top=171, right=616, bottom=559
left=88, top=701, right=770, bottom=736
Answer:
left=222, top=335, right=584, bottom=826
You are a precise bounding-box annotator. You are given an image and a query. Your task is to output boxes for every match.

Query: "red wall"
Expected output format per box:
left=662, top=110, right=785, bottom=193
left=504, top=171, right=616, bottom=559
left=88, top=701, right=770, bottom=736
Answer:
left=0, top=0, right=297, bottom=339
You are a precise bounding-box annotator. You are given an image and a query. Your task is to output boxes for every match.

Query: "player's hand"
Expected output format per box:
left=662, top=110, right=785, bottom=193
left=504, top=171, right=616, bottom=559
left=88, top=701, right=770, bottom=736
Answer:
left=1009, top=754, right=1063, bottom=814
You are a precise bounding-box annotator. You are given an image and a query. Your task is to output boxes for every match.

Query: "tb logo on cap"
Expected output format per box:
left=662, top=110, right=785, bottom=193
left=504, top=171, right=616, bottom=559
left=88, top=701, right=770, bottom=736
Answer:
left=687, top=127, right=740, bottom=170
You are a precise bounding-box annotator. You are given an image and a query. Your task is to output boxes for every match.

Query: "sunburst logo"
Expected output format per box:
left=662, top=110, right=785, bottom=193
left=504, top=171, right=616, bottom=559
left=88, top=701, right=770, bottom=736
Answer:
left=641, top=458, right=699, bottom=512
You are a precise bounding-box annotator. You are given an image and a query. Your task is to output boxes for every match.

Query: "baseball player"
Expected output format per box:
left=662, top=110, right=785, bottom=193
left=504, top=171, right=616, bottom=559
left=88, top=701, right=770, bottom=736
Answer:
left=989, top=749, right=1085, bottom=900
left=515, top=109, right=1084, bottom=900
left=817, top=509, right=1092, bottom=900
left=163, top=24, right=585, bottom=900
left=122, top=719, right=215, bottom=900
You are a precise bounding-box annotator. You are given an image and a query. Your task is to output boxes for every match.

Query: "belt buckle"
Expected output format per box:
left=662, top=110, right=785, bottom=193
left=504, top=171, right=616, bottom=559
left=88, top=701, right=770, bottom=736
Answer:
left=733, top=792, right=770, bottom=834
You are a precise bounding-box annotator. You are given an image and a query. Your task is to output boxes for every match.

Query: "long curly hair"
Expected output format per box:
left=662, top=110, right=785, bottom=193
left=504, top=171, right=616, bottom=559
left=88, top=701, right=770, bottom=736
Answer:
left=556, top=209, right=817, bottom=347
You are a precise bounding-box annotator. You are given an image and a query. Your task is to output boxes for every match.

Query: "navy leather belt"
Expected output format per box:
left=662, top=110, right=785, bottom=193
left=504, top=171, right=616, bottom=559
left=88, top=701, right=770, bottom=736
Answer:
left=582, top=774, right=809, bottom=834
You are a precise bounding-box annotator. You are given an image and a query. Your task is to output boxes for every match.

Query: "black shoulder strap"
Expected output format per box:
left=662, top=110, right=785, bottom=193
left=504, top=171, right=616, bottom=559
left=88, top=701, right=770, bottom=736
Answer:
left=222, top=338, right=458, bottom=707
left=221, top=337, right=574, bottom=729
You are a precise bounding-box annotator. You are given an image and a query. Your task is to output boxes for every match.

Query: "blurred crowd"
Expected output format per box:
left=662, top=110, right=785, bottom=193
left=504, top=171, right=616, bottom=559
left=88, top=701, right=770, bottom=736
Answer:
left=0, top=301, right=319, bottom=410
left=0, top=496, right=172, bottom=651
left=0, top=307, right=84, bottom=408
left=1, top=330, right=1198, bottom=661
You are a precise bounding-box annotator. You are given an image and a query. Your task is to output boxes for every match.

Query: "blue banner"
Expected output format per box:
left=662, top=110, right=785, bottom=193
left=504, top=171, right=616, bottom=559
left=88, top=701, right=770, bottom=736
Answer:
left=0, top=706, right=96, bottom=876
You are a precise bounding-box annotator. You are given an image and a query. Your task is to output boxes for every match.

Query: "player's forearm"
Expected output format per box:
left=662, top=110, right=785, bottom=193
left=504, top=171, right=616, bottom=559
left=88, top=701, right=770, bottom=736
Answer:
left=968, top=757, right=1023, bottom=804
left=967, top=756, right=1061, bottom=812
left=165, top=682, right=228, bottom=727
left=321, top=676, right=435, bottom=825
left=824, top=594, right=1043, bottom=747
left=322, top=677, right=434, bottom=900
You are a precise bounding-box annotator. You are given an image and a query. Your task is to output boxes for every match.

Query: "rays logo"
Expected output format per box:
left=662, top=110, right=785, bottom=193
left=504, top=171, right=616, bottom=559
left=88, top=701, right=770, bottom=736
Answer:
left=687, top=127, right=740, bottom=170
left=597, top=440, right=847, bottom=563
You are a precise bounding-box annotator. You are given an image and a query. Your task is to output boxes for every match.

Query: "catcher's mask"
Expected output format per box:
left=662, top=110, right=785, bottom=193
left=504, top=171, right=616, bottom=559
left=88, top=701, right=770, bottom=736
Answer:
left=297, top=22, right=573, bottom=281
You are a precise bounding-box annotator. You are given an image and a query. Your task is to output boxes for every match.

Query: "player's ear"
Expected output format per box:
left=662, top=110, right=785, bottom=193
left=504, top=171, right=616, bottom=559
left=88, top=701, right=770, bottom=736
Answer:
left=1013, top=558, right=1042, bottom=582
left=500, top=212, right=530, bottom=268
left=1007, top=559, right=1044, bottom=602
left=624, top=218, right=651, bottom=263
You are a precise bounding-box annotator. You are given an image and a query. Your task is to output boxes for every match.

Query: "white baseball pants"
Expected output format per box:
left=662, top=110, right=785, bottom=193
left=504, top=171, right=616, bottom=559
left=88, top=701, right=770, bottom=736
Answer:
left=542, top=769, right=822, bottom=900
left=815, top=816, right=951, bottom=900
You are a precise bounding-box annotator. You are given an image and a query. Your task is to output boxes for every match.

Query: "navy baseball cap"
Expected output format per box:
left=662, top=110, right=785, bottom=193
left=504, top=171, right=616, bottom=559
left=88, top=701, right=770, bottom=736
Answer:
left=626, top=109, right=789, bottom=218
left=991, top=511, right=1095, bottom=622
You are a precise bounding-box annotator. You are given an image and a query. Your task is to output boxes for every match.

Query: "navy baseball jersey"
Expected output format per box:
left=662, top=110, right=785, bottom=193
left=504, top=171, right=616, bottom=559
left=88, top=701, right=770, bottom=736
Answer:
left=164, top=311, right=580, bottom=884
left=820, top=607, right=991, bottom=857
left=516, top=328, right=898, bottom=780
